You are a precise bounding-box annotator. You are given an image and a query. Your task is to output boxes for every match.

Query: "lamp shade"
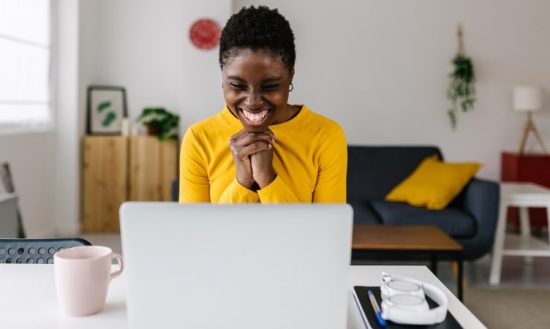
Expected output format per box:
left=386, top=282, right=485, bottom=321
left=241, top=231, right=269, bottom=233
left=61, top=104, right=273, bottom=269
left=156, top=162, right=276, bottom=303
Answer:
left=513, top=86, right=543, bottom=112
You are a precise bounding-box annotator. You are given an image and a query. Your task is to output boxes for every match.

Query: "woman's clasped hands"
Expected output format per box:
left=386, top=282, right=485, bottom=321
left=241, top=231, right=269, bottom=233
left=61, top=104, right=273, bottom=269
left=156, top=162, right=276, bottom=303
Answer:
left=229, top=129, right=276, bottom=189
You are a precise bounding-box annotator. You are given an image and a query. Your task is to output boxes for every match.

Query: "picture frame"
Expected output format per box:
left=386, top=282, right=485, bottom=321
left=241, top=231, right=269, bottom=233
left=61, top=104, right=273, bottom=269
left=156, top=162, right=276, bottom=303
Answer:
left=86, top=86, right=128, bottom=135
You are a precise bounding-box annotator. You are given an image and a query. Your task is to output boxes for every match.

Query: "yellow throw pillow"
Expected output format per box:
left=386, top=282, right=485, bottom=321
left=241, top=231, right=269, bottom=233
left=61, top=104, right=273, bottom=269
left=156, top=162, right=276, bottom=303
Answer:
left=385, top=155, right=481, bottom=210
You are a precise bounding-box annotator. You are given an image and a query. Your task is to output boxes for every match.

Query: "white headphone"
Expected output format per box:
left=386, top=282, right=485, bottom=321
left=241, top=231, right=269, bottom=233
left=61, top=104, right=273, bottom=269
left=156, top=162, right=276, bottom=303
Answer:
left=380, top=272, right=448, bottom=325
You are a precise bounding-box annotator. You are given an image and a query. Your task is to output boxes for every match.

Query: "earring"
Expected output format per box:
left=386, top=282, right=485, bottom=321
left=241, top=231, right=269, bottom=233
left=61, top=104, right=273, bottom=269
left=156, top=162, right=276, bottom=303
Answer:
left=289, top=83, right=294, bottom=92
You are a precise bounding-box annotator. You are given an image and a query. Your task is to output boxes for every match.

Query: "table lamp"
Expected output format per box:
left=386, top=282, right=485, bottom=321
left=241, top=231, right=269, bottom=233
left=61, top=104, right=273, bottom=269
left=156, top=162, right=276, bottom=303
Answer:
left=513, top=86, right=547, bottom=154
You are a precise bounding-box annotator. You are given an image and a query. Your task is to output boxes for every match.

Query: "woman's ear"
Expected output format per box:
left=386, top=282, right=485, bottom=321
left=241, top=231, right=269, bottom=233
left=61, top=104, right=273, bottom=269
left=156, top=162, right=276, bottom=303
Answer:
left=290, top=67, right=295, bottom=82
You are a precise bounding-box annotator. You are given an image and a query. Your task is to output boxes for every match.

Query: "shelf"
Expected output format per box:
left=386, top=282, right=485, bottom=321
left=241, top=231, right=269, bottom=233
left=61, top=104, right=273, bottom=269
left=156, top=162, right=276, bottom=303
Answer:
left=502, top=234, right=550, bottom=257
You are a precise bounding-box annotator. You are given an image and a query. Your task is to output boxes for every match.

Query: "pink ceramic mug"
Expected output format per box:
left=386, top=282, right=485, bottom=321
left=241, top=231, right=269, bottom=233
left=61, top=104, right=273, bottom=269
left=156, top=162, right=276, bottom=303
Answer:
left=54, top=246, right=124, bottom=316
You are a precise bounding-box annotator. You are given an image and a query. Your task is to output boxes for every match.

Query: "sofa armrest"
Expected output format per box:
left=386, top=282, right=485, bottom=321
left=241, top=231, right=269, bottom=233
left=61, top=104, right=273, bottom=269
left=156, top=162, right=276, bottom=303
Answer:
left=458, top=178, right=500, bottom=259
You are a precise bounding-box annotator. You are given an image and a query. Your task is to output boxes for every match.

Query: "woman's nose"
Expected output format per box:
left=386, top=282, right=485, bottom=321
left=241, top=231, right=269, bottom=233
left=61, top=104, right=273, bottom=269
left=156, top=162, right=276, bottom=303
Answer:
left=244, top=90, right=262, bottom=107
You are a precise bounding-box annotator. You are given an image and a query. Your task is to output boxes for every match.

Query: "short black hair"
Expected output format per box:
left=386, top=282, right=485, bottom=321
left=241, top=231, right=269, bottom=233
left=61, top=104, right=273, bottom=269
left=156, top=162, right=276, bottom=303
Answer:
left=219, top=6, right=296, bottom=71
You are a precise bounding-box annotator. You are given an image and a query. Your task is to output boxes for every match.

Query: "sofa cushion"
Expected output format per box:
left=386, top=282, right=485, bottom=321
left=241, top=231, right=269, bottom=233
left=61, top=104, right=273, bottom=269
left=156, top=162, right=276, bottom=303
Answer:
left=386, top=155, right=481, bottom=210
left=349, top=201, right=382, bottom=225
left=370, top=201, right=476, bottom=238
left=347, top=146, right=442, bottom=202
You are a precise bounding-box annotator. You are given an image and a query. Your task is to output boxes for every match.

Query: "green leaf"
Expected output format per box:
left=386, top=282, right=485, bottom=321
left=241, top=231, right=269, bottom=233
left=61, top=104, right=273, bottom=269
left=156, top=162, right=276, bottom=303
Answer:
left=137, top=107, right=180, bottom=140
left=102, top=111, right=117, bottom=127
left=97, top=101, right=111, bottom=112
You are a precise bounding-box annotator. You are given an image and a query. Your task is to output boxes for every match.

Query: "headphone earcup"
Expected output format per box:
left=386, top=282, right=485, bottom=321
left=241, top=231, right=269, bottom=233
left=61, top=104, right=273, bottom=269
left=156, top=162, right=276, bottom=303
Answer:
left=382, top=303, right=442, bottom=325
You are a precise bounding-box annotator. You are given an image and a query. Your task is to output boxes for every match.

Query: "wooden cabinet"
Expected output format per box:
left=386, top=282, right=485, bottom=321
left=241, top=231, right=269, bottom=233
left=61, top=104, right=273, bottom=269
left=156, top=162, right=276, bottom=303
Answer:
left=82, top=136, right=178, bottom=232
left=501, top=152, right=550, bottom=231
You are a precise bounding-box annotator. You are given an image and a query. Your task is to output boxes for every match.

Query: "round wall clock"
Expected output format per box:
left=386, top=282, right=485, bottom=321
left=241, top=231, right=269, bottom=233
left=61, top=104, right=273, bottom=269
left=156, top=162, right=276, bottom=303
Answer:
left=189, top=18, right=221, bottom=50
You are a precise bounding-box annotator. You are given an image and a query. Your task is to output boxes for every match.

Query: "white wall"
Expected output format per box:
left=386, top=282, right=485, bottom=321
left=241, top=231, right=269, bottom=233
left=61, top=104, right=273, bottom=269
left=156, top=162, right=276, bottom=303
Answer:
left=79, top=0, right=230, bottom=130
left=0, top=133, right=56, bottom=236
left=234, top=0, right=550, bottom=180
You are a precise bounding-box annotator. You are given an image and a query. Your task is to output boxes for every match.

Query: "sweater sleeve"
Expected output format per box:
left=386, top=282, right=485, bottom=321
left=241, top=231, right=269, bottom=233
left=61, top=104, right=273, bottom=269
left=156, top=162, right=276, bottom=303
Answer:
left=257, top=175, right=301, bottom=203
left=312, top=126, right=347, bottom=203
left=218, top=177, right=260, bottom=203
left=179, top=127, right=210, bottom=203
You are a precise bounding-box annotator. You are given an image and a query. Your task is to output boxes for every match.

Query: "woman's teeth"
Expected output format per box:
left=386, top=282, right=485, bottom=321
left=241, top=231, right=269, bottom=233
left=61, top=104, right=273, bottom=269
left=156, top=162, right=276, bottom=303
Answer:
left=242, top=109, right=268, bottom=122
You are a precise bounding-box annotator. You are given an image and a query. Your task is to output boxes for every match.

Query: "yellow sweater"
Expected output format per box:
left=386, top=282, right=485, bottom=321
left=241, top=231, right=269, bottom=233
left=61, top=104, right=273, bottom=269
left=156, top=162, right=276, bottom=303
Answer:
left=179, top=105, right=347, bottom=203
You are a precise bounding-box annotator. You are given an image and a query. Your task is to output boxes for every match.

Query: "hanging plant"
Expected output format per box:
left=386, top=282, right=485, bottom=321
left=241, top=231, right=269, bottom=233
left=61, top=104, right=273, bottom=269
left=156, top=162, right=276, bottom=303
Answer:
left=447, top=24, right=476, bottom=129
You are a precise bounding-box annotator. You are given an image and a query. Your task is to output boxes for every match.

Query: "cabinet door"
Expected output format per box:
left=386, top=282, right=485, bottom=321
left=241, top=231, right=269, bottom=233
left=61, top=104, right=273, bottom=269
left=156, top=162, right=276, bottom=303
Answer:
left=82, top=136, right=128, bottom=232
left=129, top=136, right=178, bottom=201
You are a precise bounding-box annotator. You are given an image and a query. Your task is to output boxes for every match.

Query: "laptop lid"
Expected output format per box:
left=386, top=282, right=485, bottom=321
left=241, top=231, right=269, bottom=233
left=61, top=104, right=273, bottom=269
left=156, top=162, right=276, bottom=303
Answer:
left=120, top=203, right=353, bottom=329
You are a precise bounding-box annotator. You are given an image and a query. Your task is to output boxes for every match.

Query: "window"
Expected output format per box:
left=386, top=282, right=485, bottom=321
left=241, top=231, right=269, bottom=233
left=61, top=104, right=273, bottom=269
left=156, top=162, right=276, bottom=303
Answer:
left=0, top=0, right=52, bottom=134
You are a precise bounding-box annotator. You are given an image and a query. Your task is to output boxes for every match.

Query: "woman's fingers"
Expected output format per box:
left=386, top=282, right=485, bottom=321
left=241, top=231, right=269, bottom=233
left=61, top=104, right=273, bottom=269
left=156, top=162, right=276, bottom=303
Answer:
left=230, top=131, right=274, bottom=147
left=241, top=140, right=272, bottom=156
left=230, top=131, right=275, bottom=159
left=231, top=140, right=271, bottom=158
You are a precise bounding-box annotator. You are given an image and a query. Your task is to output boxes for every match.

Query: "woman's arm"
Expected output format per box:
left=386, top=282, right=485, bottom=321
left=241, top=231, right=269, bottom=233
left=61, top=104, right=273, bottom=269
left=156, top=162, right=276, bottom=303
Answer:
left=312, top=127, right=347, bottom=203
left=179, top=128, right=210, bottom=203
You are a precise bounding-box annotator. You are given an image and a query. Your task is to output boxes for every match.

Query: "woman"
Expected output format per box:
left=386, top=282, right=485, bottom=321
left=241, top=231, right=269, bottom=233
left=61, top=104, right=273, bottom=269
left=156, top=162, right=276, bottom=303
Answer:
left=179, top=6, right=347, bottom=203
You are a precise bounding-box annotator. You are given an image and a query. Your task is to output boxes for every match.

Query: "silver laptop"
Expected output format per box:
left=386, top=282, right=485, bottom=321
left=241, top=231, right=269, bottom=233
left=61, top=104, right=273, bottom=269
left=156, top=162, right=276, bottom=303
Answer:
left=120, top=203, right=353, bottom=329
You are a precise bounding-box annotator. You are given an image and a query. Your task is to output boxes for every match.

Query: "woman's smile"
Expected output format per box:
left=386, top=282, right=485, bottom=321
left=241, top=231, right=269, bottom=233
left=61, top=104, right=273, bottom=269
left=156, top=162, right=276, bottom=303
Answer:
left=238, top=107, right=272, bottom=128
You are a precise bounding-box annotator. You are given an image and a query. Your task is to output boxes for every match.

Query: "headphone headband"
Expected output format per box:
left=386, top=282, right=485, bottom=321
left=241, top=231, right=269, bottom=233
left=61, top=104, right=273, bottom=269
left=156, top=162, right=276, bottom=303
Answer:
left=380, top=272, right=448, bottom=325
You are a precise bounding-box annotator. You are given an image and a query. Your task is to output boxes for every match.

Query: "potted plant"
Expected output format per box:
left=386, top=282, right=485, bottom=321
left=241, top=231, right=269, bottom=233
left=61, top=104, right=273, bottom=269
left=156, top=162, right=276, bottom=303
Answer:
left=136, top=107, right=179, bottom=140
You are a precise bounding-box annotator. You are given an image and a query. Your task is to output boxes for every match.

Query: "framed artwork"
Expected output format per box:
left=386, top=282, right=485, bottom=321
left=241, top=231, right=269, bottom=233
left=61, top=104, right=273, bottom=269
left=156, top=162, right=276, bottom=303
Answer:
left=87, top=86, right=128, bottom=135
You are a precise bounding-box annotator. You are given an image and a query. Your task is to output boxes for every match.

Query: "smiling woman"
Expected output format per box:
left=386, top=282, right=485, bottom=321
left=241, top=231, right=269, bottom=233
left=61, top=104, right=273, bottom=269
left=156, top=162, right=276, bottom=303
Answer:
left=179, top=6, right=347, bottom=204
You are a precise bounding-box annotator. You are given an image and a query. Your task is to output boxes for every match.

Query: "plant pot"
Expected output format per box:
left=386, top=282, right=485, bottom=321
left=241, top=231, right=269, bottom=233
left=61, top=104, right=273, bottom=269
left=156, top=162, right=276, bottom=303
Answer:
left=145, top=125, right=159, bottom=136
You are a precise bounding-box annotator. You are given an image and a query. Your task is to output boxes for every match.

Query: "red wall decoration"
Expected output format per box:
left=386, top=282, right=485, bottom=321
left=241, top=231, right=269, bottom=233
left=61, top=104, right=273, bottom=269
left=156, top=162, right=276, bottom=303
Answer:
left=189, top=18, right=221, bottom=50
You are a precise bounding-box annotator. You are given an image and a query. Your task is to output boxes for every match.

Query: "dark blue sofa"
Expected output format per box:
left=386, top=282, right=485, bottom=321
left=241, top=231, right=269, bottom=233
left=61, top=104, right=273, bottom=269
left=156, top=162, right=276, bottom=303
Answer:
left=348, top=146, right=499, bottom=260
left=172, top=145, right=499, bottom=260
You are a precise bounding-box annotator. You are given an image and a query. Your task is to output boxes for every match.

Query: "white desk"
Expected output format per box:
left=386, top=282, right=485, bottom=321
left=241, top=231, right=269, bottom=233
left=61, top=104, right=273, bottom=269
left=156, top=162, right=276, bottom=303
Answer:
left=0, top=265, right=485, bottom=329
left=490, top=182, right=550, bottom=285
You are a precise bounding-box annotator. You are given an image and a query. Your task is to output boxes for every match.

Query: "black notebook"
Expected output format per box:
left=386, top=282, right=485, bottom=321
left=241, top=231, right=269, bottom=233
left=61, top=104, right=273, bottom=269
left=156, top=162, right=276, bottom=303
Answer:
left=353, top=286, right=462, bottom=329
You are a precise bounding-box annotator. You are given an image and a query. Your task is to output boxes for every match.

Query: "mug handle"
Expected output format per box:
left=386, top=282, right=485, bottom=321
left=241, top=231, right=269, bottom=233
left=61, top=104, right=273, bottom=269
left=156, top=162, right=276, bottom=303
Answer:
left=110, top=252, right=124, bottom=280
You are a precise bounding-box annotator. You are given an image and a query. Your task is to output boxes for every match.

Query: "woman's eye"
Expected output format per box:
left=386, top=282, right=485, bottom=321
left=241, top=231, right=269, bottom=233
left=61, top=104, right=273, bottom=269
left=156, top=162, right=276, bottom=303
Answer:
left=230, top=83, right=246, bottom=90
left=262, top=84, right=280, bottom=91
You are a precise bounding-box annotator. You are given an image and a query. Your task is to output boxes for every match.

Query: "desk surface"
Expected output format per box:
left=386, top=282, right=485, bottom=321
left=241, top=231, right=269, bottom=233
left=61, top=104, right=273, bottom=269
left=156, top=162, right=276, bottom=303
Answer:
left=0, top=265, right=485, bottom=329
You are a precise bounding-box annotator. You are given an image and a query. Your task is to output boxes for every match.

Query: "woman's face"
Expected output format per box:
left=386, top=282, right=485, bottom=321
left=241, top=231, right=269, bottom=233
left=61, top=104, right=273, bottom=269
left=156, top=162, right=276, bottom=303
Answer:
left=222, top=48, right=294, bottom=132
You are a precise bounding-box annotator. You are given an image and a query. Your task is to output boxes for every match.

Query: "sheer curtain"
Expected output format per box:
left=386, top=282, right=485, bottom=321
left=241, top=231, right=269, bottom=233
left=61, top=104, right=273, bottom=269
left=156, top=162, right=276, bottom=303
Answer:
left=0, top=0, right=52, bottom=134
